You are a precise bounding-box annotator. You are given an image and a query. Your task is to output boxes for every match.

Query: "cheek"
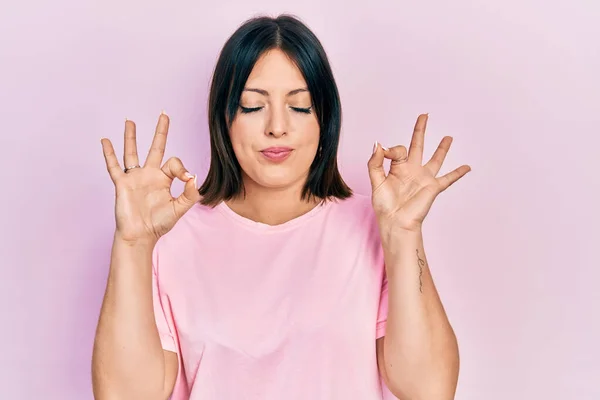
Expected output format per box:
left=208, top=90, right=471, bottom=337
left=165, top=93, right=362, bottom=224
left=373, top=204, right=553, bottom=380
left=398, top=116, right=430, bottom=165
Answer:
left=230, top=114, right=320, bottom=168
left=297, top=118, right=320, bottom=150
left=229, top=119, right=258, bottom=153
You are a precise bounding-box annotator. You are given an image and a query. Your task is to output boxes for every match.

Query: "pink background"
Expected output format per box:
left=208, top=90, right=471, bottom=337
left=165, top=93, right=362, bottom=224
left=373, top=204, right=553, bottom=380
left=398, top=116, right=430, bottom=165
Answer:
left=1, top=0, right=598, bottom=399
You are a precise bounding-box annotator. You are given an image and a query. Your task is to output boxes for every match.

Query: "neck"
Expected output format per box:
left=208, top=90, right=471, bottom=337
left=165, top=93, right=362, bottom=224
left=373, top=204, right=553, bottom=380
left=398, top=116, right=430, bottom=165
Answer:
left=225, top=176, right=321, bottom=226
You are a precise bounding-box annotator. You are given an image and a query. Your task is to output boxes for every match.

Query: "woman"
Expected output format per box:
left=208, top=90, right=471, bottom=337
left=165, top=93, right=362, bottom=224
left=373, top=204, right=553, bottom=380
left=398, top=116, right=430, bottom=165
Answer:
left=92, top=14, right=469, bottom=400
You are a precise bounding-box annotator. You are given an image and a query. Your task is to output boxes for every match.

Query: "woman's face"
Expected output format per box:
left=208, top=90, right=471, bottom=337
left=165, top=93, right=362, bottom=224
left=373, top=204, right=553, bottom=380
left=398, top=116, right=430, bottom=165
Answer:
left=229, top=49, right=320, bottom=191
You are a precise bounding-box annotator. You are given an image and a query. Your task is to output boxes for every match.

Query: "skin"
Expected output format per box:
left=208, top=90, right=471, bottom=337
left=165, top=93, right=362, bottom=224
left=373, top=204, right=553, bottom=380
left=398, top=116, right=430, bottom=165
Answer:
left=93, top=48, right=470, bottom=399
left=226, top=48, right=322, bottom=225
left=93, top=113, right=190, bottom=400
left=368, top=115, right=471, bottom=399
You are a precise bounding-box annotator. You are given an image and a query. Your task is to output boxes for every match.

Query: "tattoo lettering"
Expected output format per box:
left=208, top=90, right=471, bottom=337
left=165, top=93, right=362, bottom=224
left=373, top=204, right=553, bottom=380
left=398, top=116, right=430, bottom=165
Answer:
left=416, top=249, right=425, bottom=293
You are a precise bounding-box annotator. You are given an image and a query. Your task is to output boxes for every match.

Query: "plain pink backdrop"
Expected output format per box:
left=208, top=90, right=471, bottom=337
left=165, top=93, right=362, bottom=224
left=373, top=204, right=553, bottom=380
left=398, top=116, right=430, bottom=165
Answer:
left=1, top=0, right=598, bottom=399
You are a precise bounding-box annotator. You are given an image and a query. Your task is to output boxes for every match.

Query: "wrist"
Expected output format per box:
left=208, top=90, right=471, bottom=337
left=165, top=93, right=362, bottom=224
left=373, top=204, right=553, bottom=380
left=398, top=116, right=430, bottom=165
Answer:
left=378, top=220, right=422, bottom=245
left=113, top=231, right=157, bottom=250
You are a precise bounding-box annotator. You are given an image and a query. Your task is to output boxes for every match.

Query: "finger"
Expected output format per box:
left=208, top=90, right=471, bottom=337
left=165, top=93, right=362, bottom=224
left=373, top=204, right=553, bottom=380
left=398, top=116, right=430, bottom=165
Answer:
left=383, top=145, right=408, bottom=176
left=424, top=136, right=452, bottom=176
left=145, top=112, right=170, bottom=168
left=101, top=138, right=123, bottom=183
left=161, top=157, right=193, bottom=182
left=173, top=173, right=200, bottom=217
left=408, top=114, right=428, bottom=164
left=367, top=141, right=387, bottom=191
left=437, top=165, right=471, bottom=191
left=123, top=119, right=140, bottom=168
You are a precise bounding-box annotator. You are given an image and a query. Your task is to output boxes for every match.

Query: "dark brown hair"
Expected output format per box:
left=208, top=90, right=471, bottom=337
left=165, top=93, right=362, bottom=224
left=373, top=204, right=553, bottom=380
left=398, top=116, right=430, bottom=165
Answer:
left=198, top=14, right=352, bottom=206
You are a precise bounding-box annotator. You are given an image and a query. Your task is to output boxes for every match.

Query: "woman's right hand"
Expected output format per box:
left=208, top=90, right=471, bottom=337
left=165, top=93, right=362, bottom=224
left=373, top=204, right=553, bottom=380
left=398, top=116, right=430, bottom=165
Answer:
left=101, top=112, right=201, bottom=245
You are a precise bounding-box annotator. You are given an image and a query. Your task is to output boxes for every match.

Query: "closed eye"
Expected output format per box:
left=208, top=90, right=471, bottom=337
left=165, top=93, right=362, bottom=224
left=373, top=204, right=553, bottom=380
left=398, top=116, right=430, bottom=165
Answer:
left=291, top=106, right=312, bottom=114
left=239, top=105, right=313, bottom=114
left=240, top=106, right=263, bottom=114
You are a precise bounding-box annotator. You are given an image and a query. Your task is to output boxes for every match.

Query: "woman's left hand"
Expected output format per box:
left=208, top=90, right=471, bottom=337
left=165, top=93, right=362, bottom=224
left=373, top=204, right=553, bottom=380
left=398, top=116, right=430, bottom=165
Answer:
left=368, top=114, right=471, bottom=233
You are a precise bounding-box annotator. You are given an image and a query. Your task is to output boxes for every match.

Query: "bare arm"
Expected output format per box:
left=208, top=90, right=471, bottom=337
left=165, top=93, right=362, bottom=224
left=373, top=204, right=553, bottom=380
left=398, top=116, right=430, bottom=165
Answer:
left=376, top=230, right=459, bottom=400
left=367, top=114, right=469, bottom=399
left=91, top=235, right=178, bottom=400
left=93, top=113, right=200, bottom=399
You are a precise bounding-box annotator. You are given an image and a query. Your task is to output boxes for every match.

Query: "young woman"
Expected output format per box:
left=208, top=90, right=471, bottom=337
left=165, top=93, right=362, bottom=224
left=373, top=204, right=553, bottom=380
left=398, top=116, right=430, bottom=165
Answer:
left=92, top=14, right=469, bottom=400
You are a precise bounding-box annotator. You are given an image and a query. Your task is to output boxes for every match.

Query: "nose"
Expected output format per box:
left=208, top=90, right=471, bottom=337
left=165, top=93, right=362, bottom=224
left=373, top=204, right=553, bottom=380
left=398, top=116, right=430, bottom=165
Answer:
left=265, top=105, right=288, bottom=138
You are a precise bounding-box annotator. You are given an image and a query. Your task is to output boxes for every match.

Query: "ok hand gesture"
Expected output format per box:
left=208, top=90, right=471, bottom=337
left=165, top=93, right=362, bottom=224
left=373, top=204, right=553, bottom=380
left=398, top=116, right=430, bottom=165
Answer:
left=101, top=112, right=200, bottom=245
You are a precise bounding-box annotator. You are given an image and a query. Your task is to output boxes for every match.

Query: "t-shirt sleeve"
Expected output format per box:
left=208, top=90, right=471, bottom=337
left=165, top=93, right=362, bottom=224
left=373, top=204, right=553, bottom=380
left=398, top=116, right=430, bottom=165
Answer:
left=152, top=247, right=178, bottom=353
left=376, top=270, right=389, bottom=339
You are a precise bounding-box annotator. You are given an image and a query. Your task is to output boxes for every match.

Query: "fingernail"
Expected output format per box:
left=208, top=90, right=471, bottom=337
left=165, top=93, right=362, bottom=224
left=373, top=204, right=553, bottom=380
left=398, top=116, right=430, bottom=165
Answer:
left=373, top=141, right=378, bottom=154
left=125, top=117, right=128, bottom=122
left=185, top=172, right=194, bottom=179
left=382, top=145, right=388, bottom=151
left=193, top=174, right=198, bottom=189
left=161, top=110, right=168, bottom=116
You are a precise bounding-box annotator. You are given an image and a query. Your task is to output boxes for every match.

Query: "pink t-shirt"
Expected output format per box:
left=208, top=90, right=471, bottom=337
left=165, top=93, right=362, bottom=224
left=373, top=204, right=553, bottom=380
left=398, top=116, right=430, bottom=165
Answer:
left=152, top=193, right=389, bottom=399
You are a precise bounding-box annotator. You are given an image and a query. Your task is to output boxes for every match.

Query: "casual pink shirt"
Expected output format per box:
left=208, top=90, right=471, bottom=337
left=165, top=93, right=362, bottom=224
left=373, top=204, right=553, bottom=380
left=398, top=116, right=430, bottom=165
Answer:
left=152, top=193, right=389, bottom=399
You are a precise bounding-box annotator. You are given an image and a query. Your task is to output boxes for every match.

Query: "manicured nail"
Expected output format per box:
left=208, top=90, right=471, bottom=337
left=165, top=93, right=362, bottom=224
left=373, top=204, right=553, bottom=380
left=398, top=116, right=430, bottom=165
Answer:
left=185, top=172, right=194, bottom=179
left=125, top=117, right=128, bottom=122
left=373, top=141, right=378, bottom=154
left=193, top=174, right=198, bottom=189
left=382, top=145, right=388, bottom=151
left=161, top=110, right=167, bottom=116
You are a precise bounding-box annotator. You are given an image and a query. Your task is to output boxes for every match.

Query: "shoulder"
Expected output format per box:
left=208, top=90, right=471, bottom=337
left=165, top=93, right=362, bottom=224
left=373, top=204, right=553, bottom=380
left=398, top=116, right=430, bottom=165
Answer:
left=326, top=192, right=381, bottom=241
left=154, top=201, right=221, bottom=255
left=325, top=194, right=385, bottom=276
left=328, top=192, right=376, bottom=225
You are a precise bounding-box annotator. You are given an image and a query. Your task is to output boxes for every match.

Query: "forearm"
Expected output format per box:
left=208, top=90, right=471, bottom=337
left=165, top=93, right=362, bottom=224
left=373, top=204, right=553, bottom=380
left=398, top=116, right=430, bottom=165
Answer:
left=92, top=234, right=167, bottom=400
left=380, top=227, right=459, bottom=399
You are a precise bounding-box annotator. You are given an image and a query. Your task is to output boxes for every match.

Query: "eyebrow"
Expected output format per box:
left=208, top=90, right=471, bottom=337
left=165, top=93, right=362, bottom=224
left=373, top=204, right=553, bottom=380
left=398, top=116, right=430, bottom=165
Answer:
left=243, top=87, right=309, bottom=96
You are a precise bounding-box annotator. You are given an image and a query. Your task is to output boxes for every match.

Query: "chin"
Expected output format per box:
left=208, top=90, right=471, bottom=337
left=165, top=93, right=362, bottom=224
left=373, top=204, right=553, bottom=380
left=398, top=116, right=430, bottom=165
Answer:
left=251, top=167, right=304, bottom=190
left=255, top=176, right=298, bottom=190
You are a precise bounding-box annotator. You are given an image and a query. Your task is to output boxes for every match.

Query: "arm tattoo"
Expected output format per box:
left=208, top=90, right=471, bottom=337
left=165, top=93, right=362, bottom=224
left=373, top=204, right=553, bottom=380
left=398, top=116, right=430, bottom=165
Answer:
left=416, top=249, right=425, bottom=293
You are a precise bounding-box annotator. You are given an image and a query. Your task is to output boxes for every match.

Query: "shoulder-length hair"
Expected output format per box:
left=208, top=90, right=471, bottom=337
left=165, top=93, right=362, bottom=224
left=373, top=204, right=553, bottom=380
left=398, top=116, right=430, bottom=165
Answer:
left=198, top=14, right=352, bottom=206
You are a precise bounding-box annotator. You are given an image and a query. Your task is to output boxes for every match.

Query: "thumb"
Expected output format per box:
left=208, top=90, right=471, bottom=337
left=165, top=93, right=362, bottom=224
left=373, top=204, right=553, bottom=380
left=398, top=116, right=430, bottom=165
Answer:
left=174, top=174, right=200, bottom=217
left=367, top=141, right=386, bottom=191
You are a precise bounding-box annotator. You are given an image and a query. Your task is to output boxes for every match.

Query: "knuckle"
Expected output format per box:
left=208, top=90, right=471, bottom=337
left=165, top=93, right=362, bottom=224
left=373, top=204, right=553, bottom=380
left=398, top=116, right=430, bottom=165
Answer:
left=166, top=156, right=181, bottom=165
left=152, top=146, right=165, bottom=156
left=166, top=157, right=188, bottom=176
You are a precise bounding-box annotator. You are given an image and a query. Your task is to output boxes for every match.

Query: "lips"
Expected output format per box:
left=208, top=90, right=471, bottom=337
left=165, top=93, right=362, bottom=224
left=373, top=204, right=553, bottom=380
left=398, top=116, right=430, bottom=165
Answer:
left=260, top=147, right=293, bottom=162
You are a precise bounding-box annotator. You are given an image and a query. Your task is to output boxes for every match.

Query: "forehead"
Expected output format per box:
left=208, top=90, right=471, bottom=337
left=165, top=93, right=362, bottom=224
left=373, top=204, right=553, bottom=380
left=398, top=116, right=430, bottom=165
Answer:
left=245, top=49, right=307, bottom=90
